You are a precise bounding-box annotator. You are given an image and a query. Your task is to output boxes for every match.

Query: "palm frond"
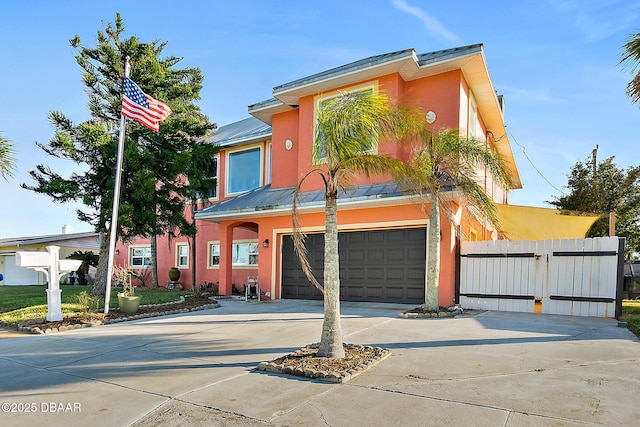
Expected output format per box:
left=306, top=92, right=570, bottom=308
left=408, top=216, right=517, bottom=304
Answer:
left=291, top=168, right=325, bottom=295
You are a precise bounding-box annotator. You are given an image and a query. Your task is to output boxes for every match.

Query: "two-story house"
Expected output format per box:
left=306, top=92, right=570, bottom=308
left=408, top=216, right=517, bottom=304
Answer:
left=114, top=43, right=521, bottom=308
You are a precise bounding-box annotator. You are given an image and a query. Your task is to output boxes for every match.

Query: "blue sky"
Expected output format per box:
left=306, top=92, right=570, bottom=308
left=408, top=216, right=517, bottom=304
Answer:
left=1, top=0, right=639, bottom=238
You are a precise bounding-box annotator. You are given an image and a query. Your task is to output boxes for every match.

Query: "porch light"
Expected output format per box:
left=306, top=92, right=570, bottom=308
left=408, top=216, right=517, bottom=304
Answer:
left=263, top=239, right=269, bottom=248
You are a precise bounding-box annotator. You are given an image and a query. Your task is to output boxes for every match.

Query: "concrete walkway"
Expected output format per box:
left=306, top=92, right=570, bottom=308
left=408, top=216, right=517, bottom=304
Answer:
left=0, top=299, right=638, bottom=426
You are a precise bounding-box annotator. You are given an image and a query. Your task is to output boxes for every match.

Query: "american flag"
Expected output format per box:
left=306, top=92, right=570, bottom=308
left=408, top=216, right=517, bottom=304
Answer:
left=121, top=77, right=172, bottom=132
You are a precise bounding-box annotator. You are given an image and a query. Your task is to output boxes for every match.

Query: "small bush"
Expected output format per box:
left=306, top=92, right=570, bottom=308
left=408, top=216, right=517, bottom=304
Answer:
left=73, top=291, right=100, bottom=313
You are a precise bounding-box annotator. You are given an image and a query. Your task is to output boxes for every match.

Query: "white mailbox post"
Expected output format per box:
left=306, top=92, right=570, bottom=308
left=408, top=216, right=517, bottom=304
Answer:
left=16, top=246, right=82, bottom=321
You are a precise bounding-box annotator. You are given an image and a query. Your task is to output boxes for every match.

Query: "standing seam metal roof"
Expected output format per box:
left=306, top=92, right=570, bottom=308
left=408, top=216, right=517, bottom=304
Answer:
left=204, top=117, right=272, bottom=147
left=195, top=181, right=413, bottom=219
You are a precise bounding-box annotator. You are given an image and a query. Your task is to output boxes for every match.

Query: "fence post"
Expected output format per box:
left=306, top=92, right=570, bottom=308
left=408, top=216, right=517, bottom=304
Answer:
left=615, top=237, right=626, bottom=319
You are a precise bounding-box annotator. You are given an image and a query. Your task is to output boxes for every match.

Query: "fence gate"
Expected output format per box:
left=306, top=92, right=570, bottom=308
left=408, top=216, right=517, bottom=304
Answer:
left=459, top=237, right=624, bottom=318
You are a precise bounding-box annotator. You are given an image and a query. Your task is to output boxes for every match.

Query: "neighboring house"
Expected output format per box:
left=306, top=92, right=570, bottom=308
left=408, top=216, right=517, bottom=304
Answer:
left=114, top=43, right=522, bottom=307
left=624, top=261, right=640, bottom=300
left=0, top=226, right=100, bottom=285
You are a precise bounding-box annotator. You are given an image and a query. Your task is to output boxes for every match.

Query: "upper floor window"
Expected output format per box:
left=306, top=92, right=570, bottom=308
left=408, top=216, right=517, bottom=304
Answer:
left=226, top=147, right=261, bottom=195
left=208, top=155, right=219, bottom=199
left=266, top=143, right=272, bottom=185
left=314, top=83, right=378, bottom=162
left=468, top=95, right=478, bottom=138
left=130, top=246, right=151, bottom=268
left=176, top=243, right=189, bottom=268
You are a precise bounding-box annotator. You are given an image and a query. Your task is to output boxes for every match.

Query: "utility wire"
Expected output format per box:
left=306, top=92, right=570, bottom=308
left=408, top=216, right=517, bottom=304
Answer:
left=509, top=132, right=566, bottom=196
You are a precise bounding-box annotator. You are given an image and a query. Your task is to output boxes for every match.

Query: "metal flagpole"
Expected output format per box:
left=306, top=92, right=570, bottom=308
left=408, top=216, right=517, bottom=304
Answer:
left=104, top=56, right=131, bottom=314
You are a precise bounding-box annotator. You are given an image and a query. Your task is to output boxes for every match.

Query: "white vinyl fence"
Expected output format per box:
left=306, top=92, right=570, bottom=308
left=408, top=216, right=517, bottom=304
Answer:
left=459, top=237, right=624, bottom=318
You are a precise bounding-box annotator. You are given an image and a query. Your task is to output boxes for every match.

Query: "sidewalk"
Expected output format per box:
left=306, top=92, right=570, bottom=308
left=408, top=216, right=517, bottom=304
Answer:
left=0, top=299, right=639, bottom=426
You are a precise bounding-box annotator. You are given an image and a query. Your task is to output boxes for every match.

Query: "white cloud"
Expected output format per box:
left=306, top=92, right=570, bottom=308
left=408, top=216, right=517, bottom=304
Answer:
left=391, top=0, right=461, bottom=43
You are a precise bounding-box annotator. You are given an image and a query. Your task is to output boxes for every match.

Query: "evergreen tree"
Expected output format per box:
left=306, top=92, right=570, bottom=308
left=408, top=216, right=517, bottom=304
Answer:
left=22, top=14, right=216, bottom=296
left=549, top=150, right=640, bottom=260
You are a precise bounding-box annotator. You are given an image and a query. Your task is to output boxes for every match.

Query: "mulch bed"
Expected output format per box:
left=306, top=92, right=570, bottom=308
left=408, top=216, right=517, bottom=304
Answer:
left=4, top=295, right=219, bottom=335
left=257, top=343, right=391, bottom=384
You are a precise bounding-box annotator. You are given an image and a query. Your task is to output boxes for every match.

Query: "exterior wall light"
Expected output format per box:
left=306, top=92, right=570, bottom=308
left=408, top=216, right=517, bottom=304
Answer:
left=262, top=239, right=269, bottom=248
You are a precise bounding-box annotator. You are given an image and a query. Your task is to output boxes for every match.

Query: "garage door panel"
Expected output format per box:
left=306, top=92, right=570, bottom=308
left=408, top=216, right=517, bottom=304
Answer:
left=346, top=250, right=365, bottom=262
left=407, top=287, right=425, bottom=299
left=344, top=268, right=365, bottom=280
left=282, top=228, right=426, bottom=304
left=367, top=249, right=384, bottom=262
left=387, top=268, right=405, bottom=280
left=365, top=231, right=385, bottom=243
left=407, top=267, right=425, bottom=280
left=366, top=268, right=385, bottom=280
left=408, top=248, right=426, bottom=261
left=344, top=286, right=364, bottom=299
left=366, top=287, right=384, bottom=299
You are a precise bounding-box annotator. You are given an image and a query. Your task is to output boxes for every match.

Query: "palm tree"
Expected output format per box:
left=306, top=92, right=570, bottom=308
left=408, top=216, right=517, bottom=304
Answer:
left=411, top=128, right=513, bottom=311
left=292, top=90, right=420, bottom=359
left=620, top=31, right=640, bottom=105
left=67, top=250, right=99, bottom=285
left=0, top=132, right=16, bottom=181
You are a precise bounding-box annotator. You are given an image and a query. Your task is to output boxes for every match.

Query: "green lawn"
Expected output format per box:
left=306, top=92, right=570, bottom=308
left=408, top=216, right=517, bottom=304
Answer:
left=621, top=299, right=640, bottom=338
left=2, top=285, right=640, bottom=339
left=0, top=285, right=192, bottom=325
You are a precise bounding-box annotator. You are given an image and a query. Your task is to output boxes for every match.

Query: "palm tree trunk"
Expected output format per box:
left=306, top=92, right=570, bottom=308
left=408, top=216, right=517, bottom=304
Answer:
left=317, top=193, right=345, bottom=358
left=425, top=193, right=440, bottom=311
left=151, top=234, right=159, bottom=288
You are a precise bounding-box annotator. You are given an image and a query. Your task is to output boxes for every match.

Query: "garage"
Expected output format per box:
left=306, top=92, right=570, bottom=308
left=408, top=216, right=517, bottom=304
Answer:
left=1, top=255, right=41, bottom=285
left=281, top=227, right=426, bottom=304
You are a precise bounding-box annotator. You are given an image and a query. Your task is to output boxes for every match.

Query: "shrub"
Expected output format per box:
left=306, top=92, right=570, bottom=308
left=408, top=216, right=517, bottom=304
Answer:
left=72, top=291, right=100, bottom=312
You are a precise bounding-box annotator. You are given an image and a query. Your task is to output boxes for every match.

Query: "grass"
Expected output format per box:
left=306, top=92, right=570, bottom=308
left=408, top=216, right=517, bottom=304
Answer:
left=621, top=299, right=640, bottom=338
left=2, top=286, right=640, bottom=338
left=0, top=285, right=192, bottom=325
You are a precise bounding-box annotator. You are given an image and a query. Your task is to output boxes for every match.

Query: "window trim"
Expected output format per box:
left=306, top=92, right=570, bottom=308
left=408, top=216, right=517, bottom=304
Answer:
left=313, top=81, right=379, bottom=164
left=207, top=154, right=220, bottom=201
left=225, top=144, right=263, bottom=196
left=207, top=241, right=220, bottom=269
left=176, top=242, right=189, bottom=269
left=265, top=142, right=272, bottom=185
left=129, top=245, right=152, bottom=269
left=207, top=240, right=259, bottom=269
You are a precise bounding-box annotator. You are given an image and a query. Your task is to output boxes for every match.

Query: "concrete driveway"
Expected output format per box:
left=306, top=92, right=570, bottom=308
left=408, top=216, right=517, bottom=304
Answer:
left=0, top=299, right=638, bottom=426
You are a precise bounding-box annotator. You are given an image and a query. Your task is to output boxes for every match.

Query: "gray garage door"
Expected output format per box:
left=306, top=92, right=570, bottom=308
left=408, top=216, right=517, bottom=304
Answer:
left=281, top=228, right=426, bottom=304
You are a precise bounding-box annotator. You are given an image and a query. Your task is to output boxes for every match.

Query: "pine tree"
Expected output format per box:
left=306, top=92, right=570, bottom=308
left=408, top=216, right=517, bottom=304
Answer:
left=22, top=14, right=217, bottom=296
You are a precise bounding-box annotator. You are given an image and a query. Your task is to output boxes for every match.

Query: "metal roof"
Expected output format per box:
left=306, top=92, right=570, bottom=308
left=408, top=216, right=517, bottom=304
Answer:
left=0, top=231, right=100, bottom=248
left=272, top=48, right=416, bottom=94
left=204, top=117, right=271, bottom=147
left=195, top=181, right=414, bottom=222
left=625, top=261, right=640, bottom=278
left=243, top=43, right=520, bottom=189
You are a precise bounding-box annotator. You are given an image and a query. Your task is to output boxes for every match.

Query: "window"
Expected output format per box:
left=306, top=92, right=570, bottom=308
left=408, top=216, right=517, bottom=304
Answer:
left=227, top=147, right=261, bottom=194
left=130, top=246, right=151, bottom=267
left=208, top=155, right=219, bottom=199
left=468, top=95, right=478, bottom=138
left=266, top=143, right=272, bottom=185
left=210, top=243, right=220, bottom=266
left=314, top=83, right=377, bottom=161
left=177, top=243, right=189, bottom=268
left=208, top=242, right=258, bottom=267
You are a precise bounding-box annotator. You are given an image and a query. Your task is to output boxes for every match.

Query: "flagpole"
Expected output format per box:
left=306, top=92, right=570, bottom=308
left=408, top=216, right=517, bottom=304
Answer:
left=104, top=56, right=131, bottom=314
